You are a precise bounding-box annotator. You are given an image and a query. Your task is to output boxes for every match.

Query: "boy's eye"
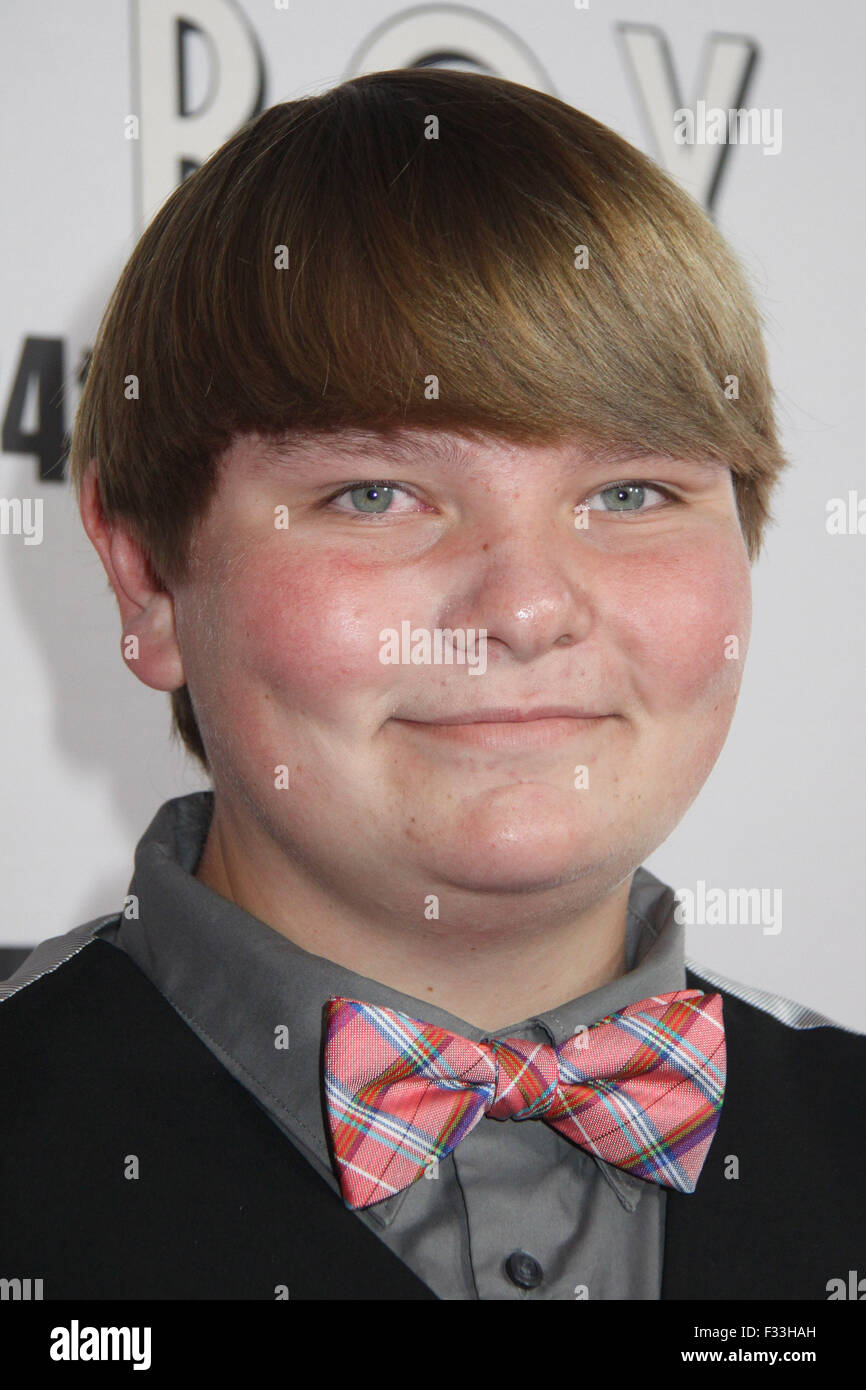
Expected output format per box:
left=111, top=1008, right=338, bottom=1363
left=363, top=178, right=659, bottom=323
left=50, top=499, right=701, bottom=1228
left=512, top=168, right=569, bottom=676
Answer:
left=586, top=482, right=675, bottom=514
left=327, top=481, right=414, bottom=516
left=324, top=479, right=677, bottom=518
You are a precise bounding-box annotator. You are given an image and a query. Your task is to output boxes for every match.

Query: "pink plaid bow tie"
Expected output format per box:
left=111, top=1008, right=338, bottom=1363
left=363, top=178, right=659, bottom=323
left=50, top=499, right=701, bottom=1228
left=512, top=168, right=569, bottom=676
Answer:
left=323, top=989, right=725, bottom=1208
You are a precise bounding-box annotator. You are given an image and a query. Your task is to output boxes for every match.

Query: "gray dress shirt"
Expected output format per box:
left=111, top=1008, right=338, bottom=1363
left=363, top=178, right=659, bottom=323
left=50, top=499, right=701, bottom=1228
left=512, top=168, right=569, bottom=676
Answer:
left=98, top=791, right=689, bottom=1300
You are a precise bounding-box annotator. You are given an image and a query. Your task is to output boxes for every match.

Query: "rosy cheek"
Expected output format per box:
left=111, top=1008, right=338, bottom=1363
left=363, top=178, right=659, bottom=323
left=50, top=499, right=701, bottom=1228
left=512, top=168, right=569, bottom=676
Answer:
left=220, top=550, right=396, bottom=708
left=612, top=537, right=751, bottom=713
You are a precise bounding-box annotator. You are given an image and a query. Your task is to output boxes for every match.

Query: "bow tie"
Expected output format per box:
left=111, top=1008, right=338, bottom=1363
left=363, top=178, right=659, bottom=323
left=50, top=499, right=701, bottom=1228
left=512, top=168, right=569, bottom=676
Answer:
left=323, top=989, right=725, bottom=1209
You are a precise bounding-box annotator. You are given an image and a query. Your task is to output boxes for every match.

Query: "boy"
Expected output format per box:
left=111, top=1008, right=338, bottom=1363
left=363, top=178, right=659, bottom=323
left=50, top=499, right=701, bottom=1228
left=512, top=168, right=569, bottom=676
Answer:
left=1, top=68, right=862, bottom=1301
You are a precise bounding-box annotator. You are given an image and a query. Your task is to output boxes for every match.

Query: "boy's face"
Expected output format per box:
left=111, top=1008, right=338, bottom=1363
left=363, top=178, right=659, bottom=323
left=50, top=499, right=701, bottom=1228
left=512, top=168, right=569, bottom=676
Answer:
left=171, top=428, right=751, bottom=911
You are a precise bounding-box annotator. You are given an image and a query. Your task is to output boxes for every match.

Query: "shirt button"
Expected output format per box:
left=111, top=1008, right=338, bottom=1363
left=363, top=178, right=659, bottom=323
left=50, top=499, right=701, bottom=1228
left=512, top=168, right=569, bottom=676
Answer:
left=504, top=1250, right=544, bottom=1289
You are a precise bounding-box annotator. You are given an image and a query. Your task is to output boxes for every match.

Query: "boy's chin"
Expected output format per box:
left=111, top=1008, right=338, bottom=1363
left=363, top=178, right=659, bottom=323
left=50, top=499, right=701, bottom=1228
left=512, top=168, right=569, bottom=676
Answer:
left=427, top=783, right=653, bottom=895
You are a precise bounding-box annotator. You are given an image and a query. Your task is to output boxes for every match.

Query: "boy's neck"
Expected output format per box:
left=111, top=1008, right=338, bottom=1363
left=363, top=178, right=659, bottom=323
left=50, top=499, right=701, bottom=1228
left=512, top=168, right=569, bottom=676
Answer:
left=194, top=802, right=632, bottom=1033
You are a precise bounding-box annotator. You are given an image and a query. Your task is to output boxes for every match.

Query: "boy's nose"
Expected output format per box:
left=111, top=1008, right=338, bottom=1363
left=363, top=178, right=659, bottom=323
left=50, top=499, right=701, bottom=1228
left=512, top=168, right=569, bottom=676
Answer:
left=436, top=521, right=594, bottom=662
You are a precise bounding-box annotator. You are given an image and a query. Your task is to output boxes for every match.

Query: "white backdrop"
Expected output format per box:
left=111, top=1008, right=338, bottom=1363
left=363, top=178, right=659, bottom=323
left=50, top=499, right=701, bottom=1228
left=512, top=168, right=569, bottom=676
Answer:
left=1, top=0, right=864, bottom=1027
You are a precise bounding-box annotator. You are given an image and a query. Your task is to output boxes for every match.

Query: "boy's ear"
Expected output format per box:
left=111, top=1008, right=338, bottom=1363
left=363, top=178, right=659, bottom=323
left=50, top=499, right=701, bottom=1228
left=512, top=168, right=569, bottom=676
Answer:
left=79, top=460, right=186, bottom=693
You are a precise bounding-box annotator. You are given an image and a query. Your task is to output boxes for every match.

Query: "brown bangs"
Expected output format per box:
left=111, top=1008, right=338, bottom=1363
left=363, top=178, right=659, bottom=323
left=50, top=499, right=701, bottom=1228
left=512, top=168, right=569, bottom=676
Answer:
left=69, top=68, right=789, bottom=772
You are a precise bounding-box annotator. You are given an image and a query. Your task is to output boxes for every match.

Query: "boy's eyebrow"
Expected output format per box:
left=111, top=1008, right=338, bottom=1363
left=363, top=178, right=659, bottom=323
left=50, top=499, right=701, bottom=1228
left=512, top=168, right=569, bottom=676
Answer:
left=258, top=430, right=728, bottom=476
left=264, top=431, right=479, bottom=473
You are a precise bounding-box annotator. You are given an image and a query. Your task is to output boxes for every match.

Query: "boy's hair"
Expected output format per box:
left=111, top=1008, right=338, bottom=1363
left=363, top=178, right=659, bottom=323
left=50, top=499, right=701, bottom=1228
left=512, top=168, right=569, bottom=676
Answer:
left=69, top=68, right=790, bottom=776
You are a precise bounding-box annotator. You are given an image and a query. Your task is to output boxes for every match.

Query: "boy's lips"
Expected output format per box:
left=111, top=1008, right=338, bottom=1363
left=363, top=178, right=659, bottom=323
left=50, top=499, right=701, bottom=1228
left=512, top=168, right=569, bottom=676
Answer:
left=392, top=709, right=613, bottom=749
left=402, top=705, right=609, bottom=724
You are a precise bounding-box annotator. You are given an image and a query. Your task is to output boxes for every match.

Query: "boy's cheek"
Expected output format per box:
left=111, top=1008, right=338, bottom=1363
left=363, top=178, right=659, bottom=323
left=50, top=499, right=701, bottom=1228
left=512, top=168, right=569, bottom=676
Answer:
left=197, top=527, right=751, bottom=719
left=614, top=543, right=751, bottom=713
left=210, top=553, right=408, bottom=705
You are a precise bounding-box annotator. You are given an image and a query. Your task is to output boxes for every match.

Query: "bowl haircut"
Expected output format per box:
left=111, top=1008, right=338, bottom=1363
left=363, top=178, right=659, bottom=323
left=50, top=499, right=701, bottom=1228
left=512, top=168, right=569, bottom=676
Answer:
left=69, top=68, right=789, bottom=775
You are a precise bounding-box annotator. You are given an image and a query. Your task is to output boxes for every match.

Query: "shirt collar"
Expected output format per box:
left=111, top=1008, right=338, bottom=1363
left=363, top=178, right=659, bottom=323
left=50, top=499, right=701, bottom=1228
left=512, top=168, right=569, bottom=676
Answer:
left=104, top=791, right=687, bottom=1221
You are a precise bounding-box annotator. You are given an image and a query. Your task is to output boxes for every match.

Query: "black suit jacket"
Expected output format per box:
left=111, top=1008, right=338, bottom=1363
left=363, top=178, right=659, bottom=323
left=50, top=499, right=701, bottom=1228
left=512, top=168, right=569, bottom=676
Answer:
left=1, top=937, right=862, bottom=1299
